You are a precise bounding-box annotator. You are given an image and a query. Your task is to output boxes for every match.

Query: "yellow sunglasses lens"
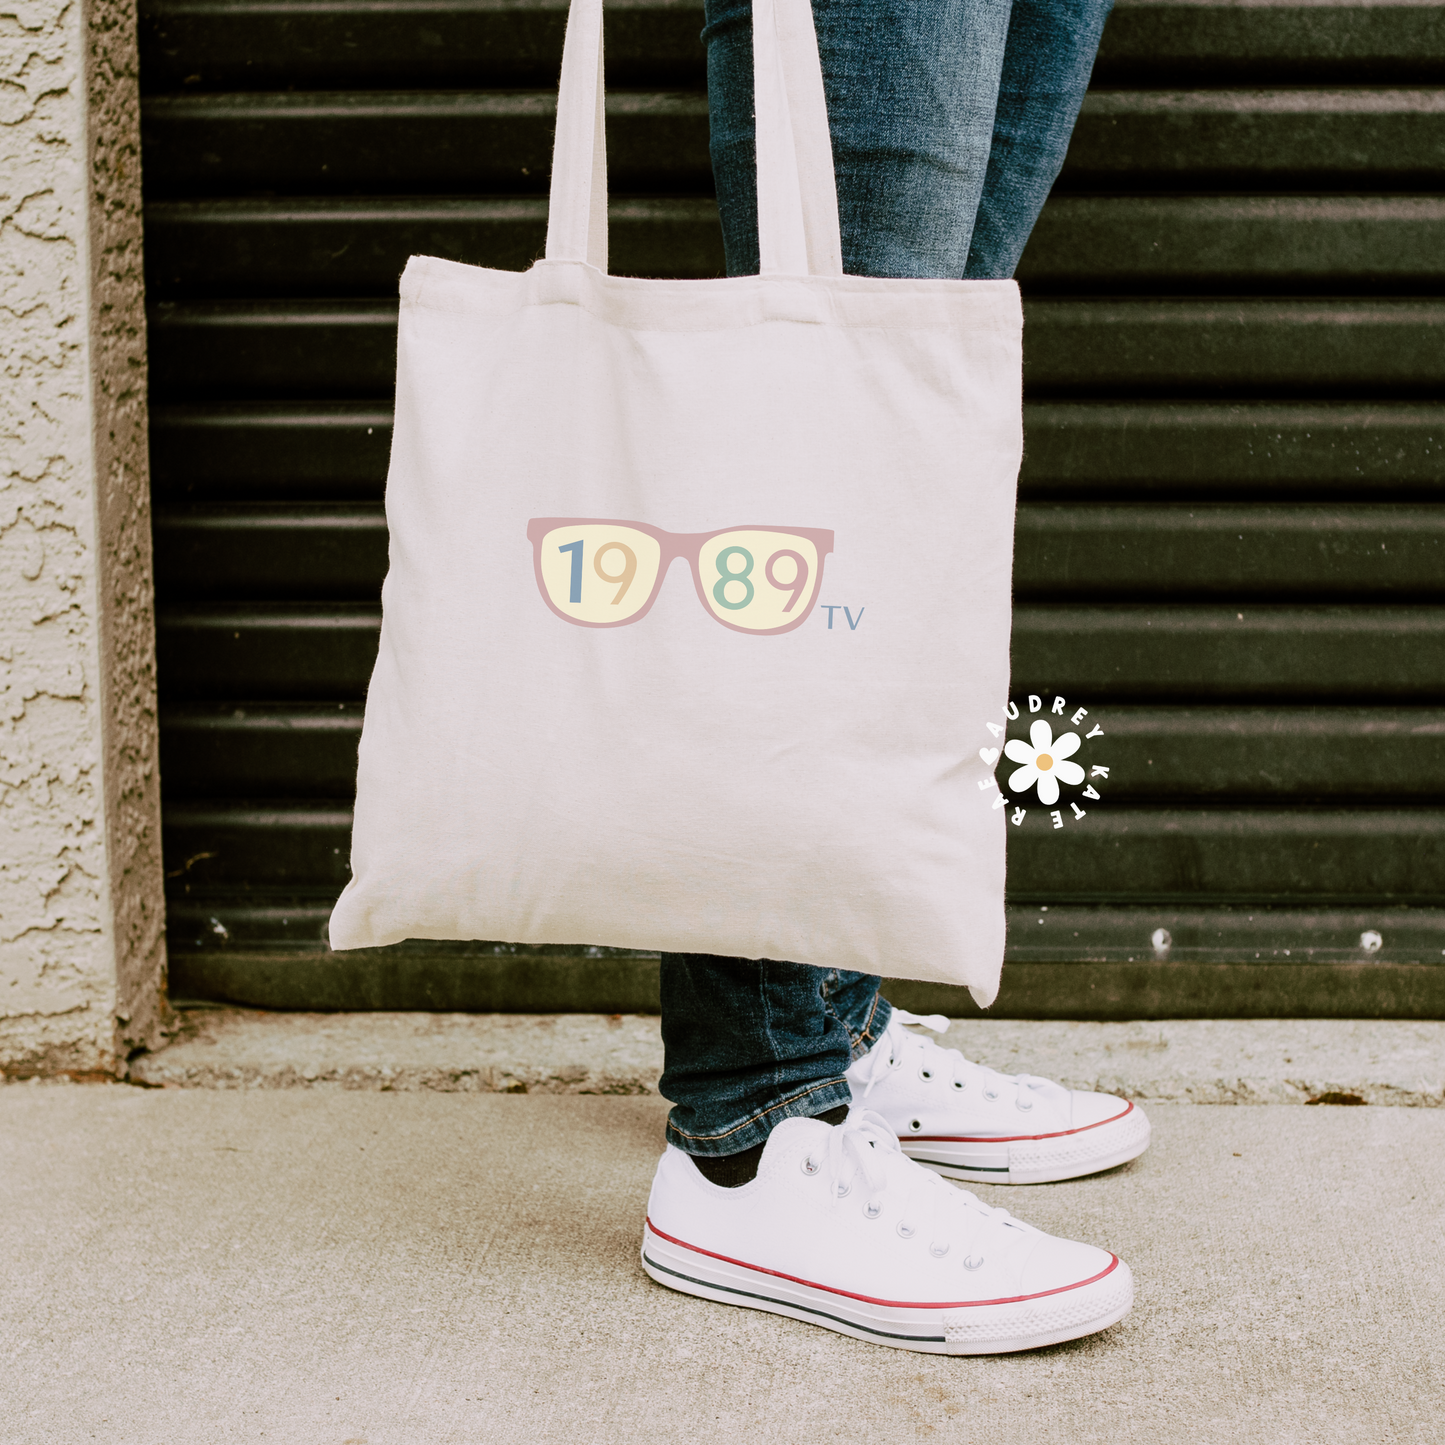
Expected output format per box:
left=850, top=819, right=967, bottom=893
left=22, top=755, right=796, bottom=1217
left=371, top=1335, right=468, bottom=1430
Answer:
left=538, top=525, right=662, bottom=624
left=698, top=531, right=821, bottom=631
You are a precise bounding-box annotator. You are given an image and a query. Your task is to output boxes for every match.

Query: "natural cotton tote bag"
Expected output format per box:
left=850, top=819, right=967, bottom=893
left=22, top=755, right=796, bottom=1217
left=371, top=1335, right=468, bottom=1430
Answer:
left=328, top=0, right=1023, bottom=1004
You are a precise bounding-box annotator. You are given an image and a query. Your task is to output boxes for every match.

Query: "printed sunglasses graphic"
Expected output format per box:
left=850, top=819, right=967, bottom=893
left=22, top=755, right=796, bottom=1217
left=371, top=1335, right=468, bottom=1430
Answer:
left=527, top=519, right=835, bottom=635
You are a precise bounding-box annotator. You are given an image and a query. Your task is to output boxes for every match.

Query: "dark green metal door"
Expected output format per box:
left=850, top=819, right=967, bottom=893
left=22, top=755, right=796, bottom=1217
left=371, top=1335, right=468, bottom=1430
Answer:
left=142, top=0, right=1445, bottom=1015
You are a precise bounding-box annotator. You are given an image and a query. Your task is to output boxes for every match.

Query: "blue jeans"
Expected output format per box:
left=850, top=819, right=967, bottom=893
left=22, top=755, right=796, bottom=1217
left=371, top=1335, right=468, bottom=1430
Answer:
left=705, top=0, right=1113, bottom=278
left=660, top=0, right=1111, bottom=1156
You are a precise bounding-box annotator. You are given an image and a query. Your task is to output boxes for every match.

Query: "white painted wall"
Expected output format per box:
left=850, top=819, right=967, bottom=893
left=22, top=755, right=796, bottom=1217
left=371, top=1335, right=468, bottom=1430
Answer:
left=1, top=0, right=165, bottom=1073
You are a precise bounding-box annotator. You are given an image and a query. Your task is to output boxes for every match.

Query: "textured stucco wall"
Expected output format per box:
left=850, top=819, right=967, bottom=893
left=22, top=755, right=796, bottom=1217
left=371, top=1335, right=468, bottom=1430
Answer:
left=0, top=0, right=165, bottom=1073
left=84, top=0, right=166, bottom=1064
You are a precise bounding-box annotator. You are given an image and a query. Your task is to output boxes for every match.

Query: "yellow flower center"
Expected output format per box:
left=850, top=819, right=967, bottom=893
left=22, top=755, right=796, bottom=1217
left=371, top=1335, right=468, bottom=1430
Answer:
left=1037, top=754, right=1054, bottom=770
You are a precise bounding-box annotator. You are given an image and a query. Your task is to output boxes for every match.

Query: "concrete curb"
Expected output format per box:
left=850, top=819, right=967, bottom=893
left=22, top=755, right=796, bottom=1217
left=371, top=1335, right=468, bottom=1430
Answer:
left=94, top=1009, right=1445, bottom=1105
left=126, top=1011, right=663, bottom=1095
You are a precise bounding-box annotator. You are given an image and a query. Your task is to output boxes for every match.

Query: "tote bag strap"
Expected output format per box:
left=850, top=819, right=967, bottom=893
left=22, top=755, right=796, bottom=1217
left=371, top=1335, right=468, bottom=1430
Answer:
left=752, top=0, right=844, bottom=277
left=544, top=0, right=843, bottom=278
left=546, top=0, right=609, bottom=271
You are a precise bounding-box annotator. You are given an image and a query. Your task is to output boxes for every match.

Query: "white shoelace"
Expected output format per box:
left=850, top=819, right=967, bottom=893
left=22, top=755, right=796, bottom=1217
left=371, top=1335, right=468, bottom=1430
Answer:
left=801, top=1109, right=1023, bottom=1262
left=854, top=1008, right=1058, bottom=1107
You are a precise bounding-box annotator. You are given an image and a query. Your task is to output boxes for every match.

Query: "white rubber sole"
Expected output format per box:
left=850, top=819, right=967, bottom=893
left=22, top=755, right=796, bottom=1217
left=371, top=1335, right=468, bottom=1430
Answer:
left=641, top=1219, right=1134, bottom=1356
left=900, top=1100, right=1152, bottom=1185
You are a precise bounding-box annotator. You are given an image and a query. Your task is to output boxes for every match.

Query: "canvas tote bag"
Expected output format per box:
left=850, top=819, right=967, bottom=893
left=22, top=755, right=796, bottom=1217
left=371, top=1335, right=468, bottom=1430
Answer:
left=328, top=0, right=1023, bottom=1004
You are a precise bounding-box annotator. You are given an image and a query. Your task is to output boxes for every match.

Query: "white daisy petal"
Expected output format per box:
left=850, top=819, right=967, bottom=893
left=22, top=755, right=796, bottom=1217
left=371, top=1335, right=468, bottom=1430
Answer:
left=1037, top=773, right=1061, bottom=806
left=1052, top=731, right=1082, bottom=761
left=1055, top=760, right=1086, bottom=787
left=1004, top=738, right=1035, bottom=765
left=1029, top=719, right=1054, bottom=752
left=1008, top=764, right=1039, bottom=794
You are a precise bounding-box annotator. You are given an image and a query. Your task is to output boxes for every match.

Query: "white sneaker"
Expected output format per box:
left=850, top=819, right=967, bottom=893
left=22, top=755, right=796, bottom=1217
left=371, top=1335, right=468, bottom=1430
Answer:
left=642, top=1111, right=1133, bottom=1355
left=846, top=1009, right=1151, bottom=1185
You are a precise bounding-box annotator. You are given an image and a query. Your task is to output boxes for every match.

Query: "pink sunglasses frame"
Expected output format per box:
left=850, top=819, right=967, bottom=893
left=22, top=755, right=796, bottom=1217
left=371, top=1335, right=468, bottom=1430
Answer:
left=527, top=518, right=835, bottom=636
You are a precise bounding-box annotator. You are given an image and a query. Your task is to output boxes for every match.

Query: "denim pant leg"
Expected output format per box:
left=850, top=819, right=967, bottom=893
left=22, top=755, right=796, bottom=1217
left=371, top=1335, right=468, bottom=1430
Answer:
left=964, top=0, right=1116, bottom=278
left=820, top=968, right=893, bottom=1057
left=704, top=0, right=1111, bottom=281
left=659, top=957, right=892, bottom=1155
left=705, top=0, right=1014, bottom=278
left=659, top=955, right=856, bottom=1154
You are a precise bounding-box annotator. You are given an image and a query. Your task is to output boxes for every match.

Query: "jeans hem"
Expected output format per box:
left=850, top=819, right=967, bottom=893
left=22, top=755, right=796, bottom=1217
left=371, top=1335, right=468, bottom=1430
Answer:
left=847, top=990, right=892, bottom=1061
left=820, top=976, right=893, bottom=1062
left=665, top=1076, right=855, bottom=1157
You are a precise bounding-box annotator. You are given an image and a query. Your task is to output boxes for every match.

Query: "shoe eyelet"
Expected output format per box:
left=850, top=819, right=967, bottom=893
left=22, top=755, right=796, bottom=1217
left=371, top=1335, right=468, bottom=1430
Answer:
left=964, top=1254, right=985, bottom=1271
left=896, top=1221, right=915, bottom=1239
left=929, top=1241, right=950, bottom=1258
left=919, top=1068, right=932, bottom=1081
left=801, top=1156, right=820, bottom=1176
left=863, top=1200, right=882, bottom=1220
left=951, top=1079, right=965, bottom=1091
left=983, top=1088, right=999, bottom=1102
left=1017, top=1097, right=1033, bottom=1112
left=835, top=1180, right=851, bottom=1198
left=908, top=1118, right=922, bottom=1132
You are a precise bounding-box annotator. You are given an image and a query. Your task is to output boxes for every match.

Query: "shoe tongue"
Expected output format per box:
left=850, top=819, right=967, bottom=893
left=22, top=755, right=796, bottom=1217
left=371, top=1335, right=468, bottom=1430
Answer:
left=765, top=1114, right=838, bottom=1155
left=891, top=1015, right=941, bottom=1061
left=883, top=1014, right=917, bottom=1051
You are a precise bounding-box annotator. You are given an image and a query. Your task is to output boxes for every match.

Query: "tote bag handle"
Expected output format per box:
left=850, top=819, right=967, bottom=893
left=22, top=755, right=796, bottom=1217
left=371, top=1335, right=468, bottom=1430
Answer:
left=544, top=0, right=844, bottom=278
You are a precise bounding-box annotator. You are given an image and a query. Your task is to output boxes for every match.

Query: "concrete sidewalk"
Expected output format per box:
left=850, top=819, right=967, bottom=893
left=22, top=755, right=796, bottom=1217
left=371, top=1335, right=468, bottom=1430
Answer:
left=2, top=1088, right=1441, bottom=1444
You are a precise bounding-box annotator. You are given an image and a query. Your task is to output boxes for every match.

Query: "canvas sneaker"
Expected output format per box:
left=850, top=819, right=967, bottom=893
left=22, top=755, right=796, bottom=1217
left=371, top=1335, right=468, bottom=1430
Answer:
left=642, top=1111, right=1133, bottom=1355
left=846, top=1009, right=1151, bottom=1185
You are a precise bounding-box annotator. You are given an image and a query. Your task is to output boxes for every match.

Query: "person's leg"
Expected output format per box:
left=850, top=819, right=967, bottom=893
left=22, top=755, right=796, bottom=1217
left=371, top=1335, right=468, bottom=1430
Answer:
left=964, top=0, right=1115, bottom=277
left=678, top=0, right=1139, bottom=1189
left=641, top=0, right=1139, bottom=1354
left=663, top=0, right=1011, bottom=1183
left=705, top=0, right=1015, bottom=279
left=666, top=0, right=1014, bottom=1184
left=659, top=955, right=870, bottom=1176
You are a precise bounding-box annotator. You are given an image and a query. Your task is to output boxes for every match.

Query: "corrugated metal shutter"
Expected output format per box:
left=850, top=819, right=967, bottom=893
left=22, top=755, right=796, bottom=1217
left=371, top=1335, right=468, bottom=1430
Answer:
left=142, top=0, right=1445, bottom=1016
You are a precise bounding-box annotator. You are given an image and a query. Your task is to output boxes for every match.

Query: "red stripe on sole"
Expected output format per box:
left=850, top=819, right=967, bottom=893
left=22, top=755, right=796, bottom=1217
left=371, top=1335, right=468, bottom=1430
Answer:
left=909, top=1099, right=1136, bottom=1145
left=644, top=1217, right=1120, bottom=1310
